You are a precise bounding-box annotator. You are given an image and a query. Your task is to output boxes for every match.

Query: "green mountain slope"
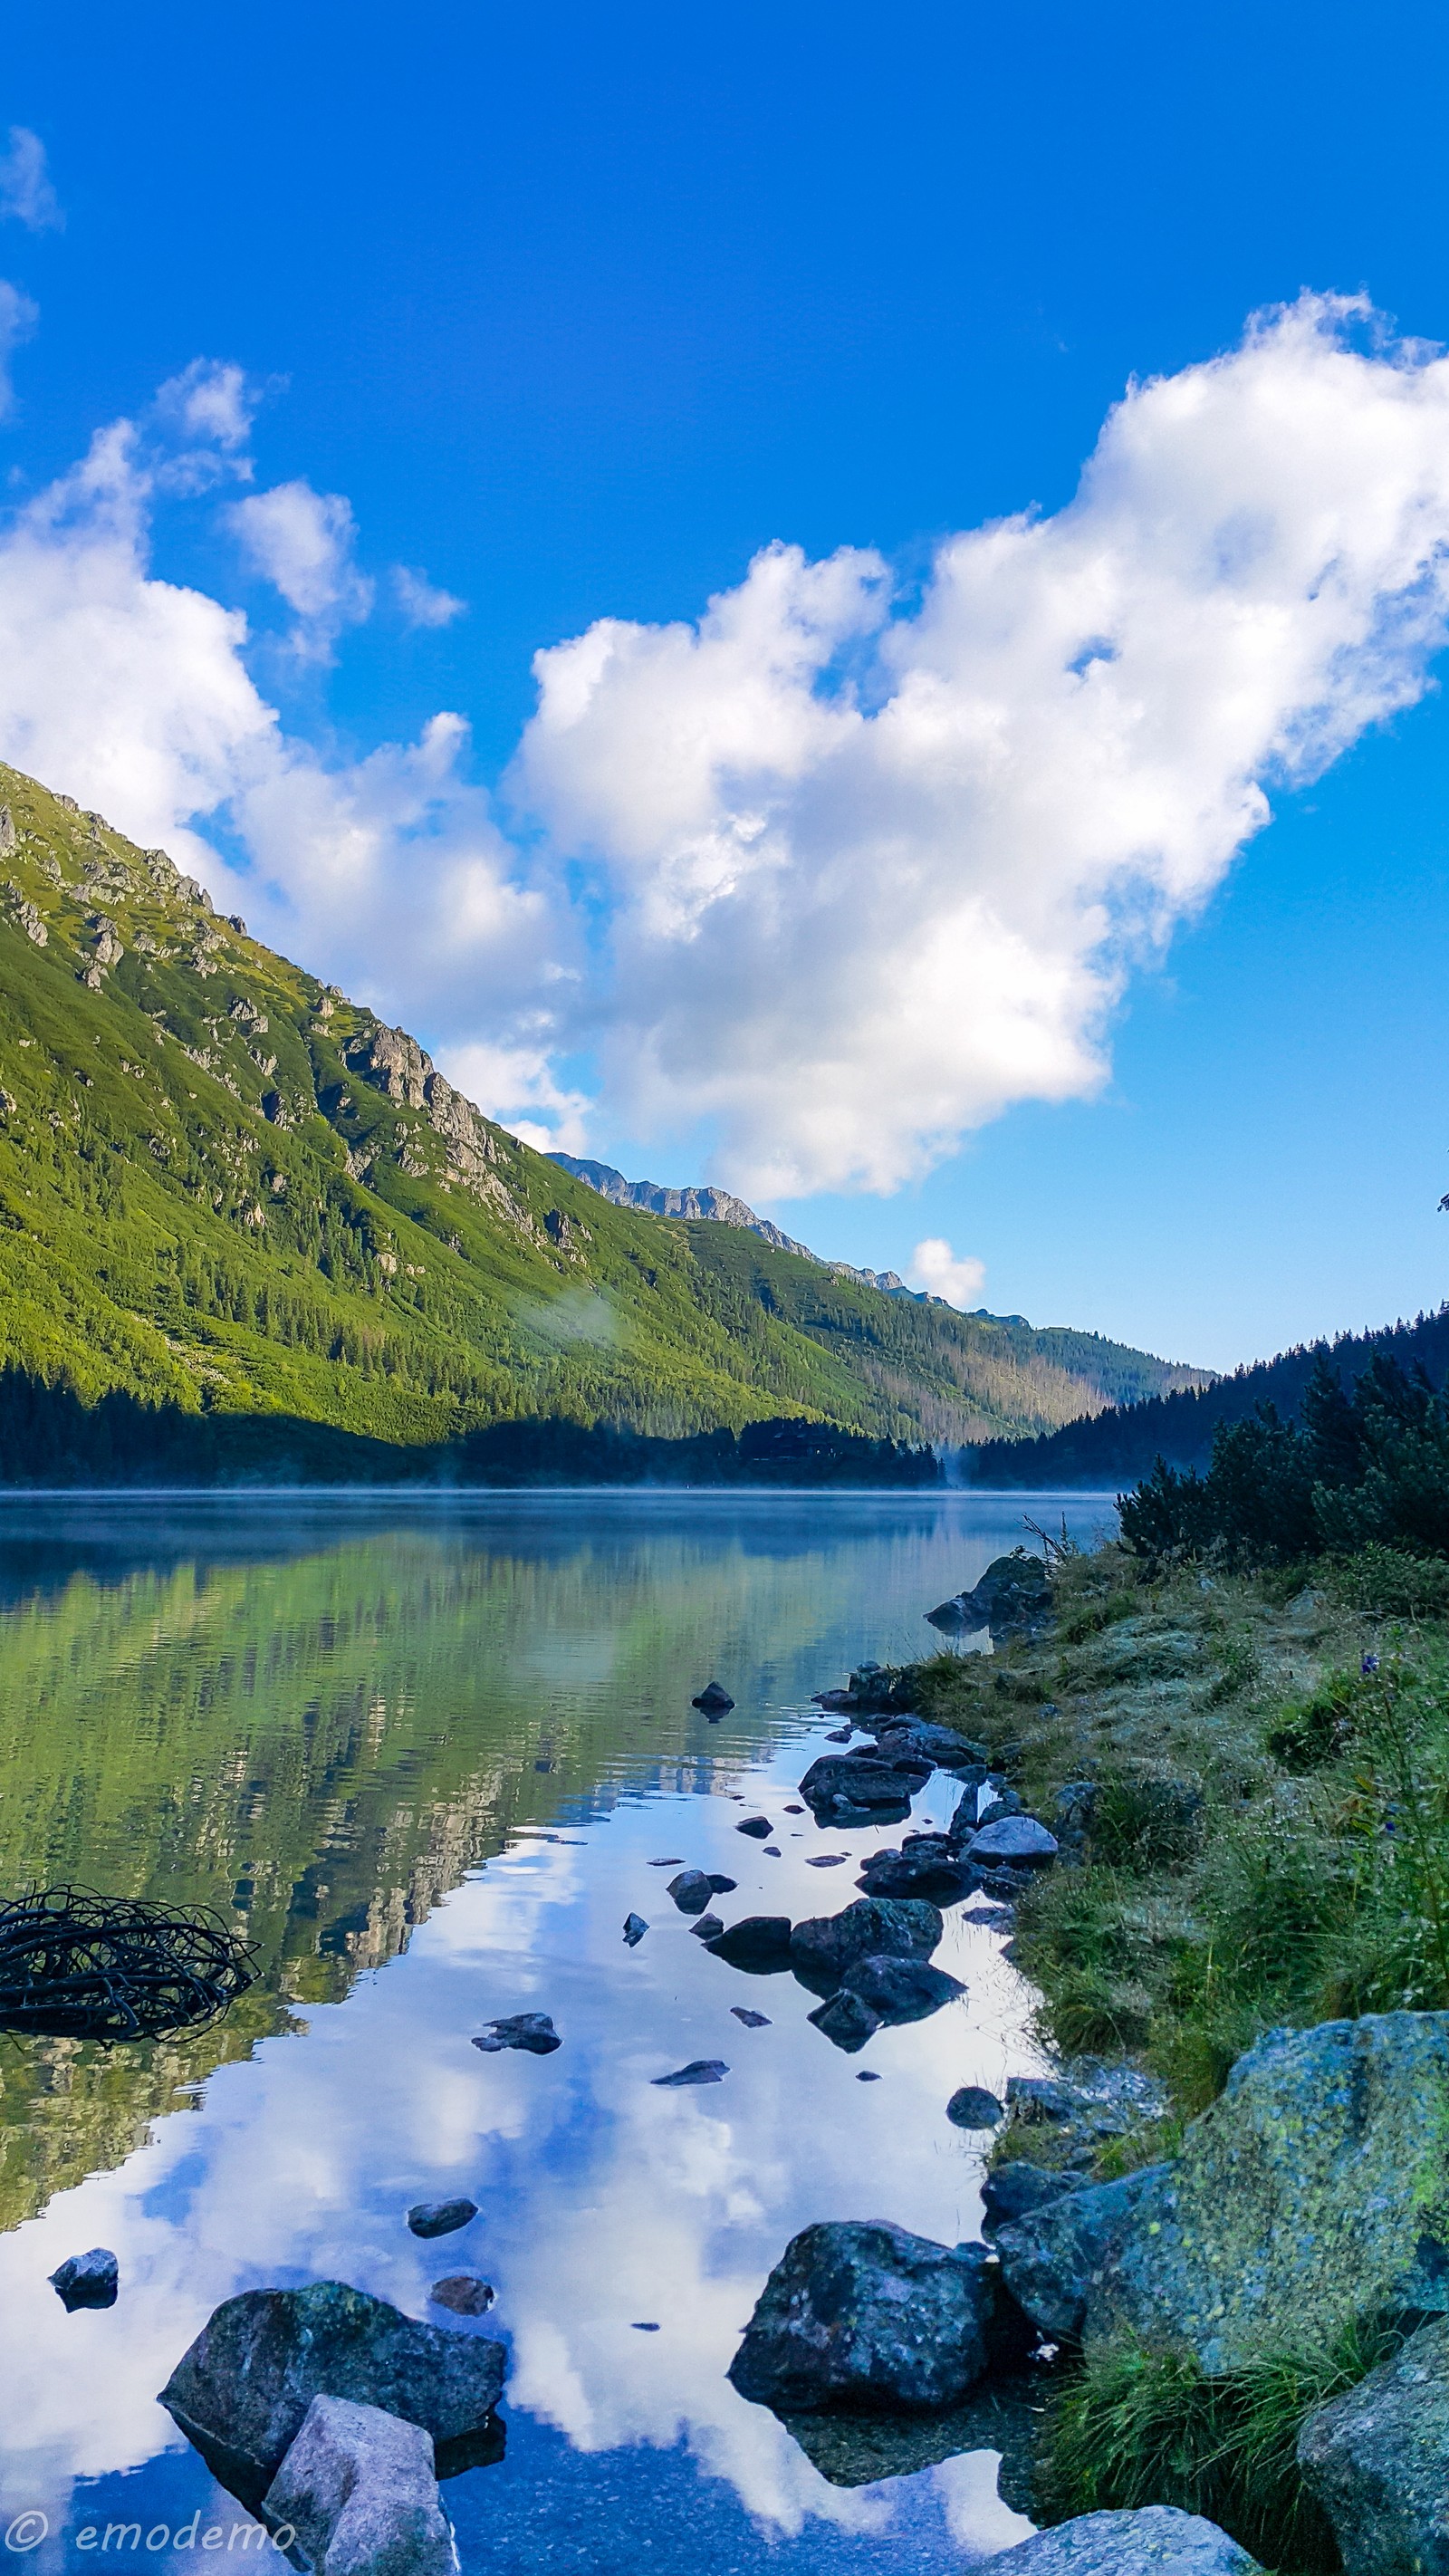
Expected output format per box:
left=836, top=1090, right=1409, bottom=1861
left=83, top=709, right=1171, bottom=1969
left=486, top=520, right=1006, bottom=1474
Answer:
left=0, top=759, right=1204, bottom=1448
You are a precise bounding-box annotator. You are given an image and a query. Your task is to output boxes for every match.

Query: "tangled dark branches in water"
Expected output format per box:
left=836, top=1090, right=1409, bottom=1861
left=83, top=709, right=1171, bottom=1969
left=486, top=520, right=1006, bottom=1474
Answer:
left=0, top=1888, right=255, bottom=2041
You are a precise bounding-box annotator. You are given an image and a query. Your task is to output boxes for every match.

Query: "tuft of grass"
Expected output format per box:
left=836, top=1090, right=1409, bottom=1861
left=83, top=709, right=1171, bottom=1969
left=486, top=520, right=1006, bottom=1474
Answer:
left=1325, top=1543, right=1449, bottom=1623
left=1037, top=2319, right=1400, bottom=2571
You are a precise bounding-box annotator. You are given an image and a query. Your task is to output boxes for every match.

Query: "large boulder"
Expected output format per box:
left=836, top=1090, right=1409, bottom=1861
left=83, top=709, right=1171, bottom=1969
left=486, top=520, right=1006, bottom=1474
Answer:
left=728, top=2221, right=1002, bottom=2412
left=1297, top=2313, right=1449, bottom=2576
left=996, top=2168, right=1171, bottom=2343
left=989, top=2506, right=1259, bottom=2573
left=262, top=2395, right=453, bottom=2576
left=797, top=1754, right=913, bottom=1819
left=926, top=1550, right=1054, bottom=1639
left=857, top=1834, right=976, bottom=1901
left=790, top=1896, right=942, bottom=1987
left=840, top=1953, right=964, bottom=2025
left=158, top=2282, right=506, bottom=2508
left=1084, top=2014, right=1449, bottom=2370
left=705, top=1916, right=793, bottom=1970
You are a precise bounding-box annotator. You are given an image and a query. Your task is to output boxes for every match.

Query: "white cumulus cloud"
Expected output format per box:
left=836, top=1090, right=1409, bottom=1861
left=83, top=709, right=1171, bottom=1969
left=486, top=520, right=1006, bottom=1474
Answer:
left=0, top=278, right=38, bottom=419
left=0, top=400, right=572, bottom=1135
left=228, top=478, right=374, bottom=657
left=4, top=295, right=1449, bottom=1197
left=0, top=128, right=61, bottom=233
left=907, top=1239, right=987, bottom=1308
left=515, top=293, right=1449, bottom=1194
left=393, top=562, right=466, bottom=629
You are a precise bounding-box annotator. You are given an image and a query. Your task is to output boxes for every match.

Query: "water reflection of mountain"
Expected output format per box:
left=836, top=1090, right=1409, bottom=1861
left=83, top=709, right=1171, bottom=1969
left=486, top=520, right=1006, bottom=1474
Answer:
left=0, top=1499, right=993, bottom=2228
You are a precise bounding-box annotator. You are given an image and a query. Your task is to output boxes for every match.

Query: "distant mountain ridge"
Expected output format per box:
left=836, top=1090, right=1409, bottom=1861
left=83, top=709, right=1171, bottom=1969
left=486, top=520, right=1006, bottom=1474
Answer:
left=548, top=1151, right=1015, bottom=1312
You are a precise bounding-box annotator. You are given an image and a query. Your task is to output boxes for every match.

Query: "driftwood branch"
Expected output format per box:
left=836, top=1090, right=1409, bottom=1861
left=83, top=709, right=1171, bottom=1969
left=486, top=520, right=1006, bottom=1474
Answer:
left=0, top=1888, right=254, bottom=2042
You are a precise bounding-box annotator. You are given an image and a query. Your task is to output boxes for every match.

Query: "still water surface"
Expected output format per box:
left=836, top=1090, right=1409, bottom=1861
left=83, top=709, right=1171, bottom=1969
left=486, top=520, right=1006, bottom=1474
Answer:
left=0, top=1490, right=1112, bottom=2571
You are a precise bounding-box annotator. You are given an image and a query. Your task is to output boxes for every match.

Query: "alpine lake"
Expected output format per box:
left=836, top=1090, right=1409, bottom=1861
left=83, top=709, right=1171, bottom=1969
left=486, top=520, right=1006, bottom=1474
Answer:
left=0, top=1488, right=1113, bottom=2572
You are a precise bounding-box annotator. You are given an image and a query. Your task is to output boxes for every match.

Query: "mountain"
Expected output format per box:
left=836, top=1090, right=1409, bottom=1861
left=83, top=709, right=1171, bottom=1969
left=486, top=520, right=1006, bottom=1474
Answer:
left=547, top=1155, right=819, bottom=1261
left=0, top=758, right=1207, bottom=1455
left=552, top=1150, right=981, bottom=1304
left=967, top=1306, right=1449, bottom=1486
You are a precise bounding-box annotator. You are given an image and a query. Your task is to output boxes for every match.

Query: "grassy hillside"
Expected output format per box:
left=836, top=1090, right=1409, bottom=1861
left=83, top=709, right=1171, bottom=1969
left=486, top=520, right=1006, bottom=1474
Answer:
left=0, top=759, right=1201, bottom=1451
left=968, top=1307, right=1449, bottom=1485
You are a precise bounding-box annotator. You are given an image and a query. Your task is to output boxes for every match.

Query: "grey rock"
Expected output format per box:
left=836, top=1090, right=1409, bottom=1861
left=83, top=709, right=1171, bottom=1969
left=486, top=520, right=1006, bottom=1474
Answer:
left=995, top=2166, right=1175, bottom=2341
left=407, top=2198, right=476, bottom=2240
left=790, top=1897, right=942, bottom=1986
left=840, top=1953, right=965, bottom=2025
left=983, top=2162, right=1075, bottom=2235
left=705, top=1873, right=738, bottom=1894
left=689, top=1912, right=725, bottom=1940
left=1298, top=2312, right=1449, bottom=2575
left=50, top=2248, right=119, bottom=2311
left=1007, top=2062, right=1166, bottom=2141
left=1089, top=2014, right=1449, bottom=2369
left=651, top=2059, right=729, bottom=2087
left=428, top=2276, right=494, bottom=2317
left=797, top=1754, right=915, bottom=1815
left=857, top=1841, right=977, bottom=1900
left=736, top=1815, right=773, bottom=1839
left=967, top=1817, right=1060, bottom=1869
left=977, top=1790, right=1025, bottom=1829
left=731, top=2006, right=772, bottom=2027
left=667, top=1869, right=717, bottom=1914
left=824, top=1725, right=853, bottom=1742
left=872, top=1721, right=988, bottom=1770
left=0, top=805, right=14, bottom=857
left=808, top=1989, right=882, bottom=2052
left=728, top=2220, right=1001, bottom=2413
left=705, top=1916, right=793, bottom=1970
left=261, top=2394, right=453, bottom=2576
left=473, top=2012, right=560, bottom=2054
left=946, top=2085, right=1004, bottom=2129
left=622, top=1913, right=648, bottom=1946
left=989, top=2505, right=1259, bottom=2573
left=158, top=2281, right=506, bottom=2506
left=692, top=1682, right=734, bottom=1712
left=926, top=1550, right=1054, bottom=1639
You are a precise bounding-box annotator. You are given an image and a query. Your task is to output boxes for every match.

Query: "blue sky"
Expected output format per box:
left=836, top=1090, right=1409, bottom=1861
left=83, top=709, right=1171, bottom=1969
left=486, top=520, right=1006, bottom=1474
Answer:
left=2, top=0, right=1448, bottom=1368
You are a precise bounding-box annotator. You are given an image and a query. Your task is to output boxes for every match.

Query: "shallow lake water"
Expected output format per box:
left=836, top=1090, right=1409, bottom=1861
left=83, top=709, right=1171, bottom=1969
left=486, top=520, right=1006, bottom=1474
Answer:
left=0, top=1488, right=1114, bottom=2572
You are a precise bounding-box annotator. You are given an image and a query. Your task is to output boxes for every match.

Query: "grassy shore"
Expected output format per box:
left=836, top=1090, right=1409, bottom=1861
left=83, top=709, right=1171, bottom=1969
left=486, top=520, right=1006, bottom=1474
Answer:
left=910, top=1537, right=1449, bottom=2566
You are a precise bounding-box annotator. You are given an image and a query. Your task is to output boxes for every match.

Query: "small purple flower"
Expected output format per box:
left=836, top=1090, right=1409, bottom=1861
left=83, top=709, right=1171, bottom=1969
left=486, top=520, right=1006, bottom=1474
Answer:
left=1362, top=1655, right=1380, bottom=1677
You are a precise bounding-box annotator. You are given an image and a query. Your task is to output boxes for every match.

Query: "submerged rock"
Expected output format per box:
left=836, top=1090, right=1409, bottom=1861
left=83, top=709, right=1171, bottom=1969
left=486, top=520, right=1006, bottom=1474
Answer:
left=407, top=2199, right=477, bottom=2241
left=158, top=2281, right=506, bottom=2507
left=691, top=1681, right=734, bottom=1713
left=790, top=1896, right=942, bottom=1986
left=797, top=1754, right=914, bottom=1818
left=262, top=2394, right=453, bottom=2576
left=473, top=2013, right=561, bottom=2055
left=667, top=1869, right=717, bottom=1914
left=991, top=2505, right=1258, bottom=2573
left=428, top=2276, right=494, bottom=2317
left=705, top=1916, right=793, bottom=1970
left=622, top=1913, right=648, bottom=1946
left=857, top=1835, right=976, bottom=1901
left=946, top=2085, right=1004, bottom=2129
left=840, top=1953, right=964, bottom=2025
left=50, top=2248, right=119, bottom=2311
left=1298, top=2313, right=1449, bottom=2576
left=728, top=2220, right=1001, bottom=2413
left=807, top=1990, right=881, bottom=2052
left=651, top=2059, right=729, bottom=2087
